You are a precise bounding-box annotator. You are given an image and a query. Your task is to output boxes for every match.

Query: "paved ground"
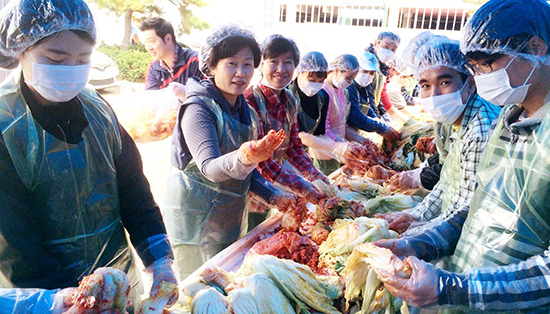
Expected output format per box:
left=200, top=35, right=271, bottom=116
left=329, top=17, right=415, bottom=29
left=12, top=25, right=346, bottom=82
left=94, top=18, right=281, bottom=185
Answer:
left=100, top=84, right=173, bottom=214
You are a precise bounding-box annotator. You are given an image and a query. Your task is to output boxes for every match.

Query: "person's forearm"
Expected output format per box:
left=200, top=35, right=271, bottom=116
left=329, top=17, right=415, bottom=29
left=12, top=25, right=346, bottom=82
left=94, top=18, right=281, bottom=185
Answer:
left=298, top=132, right=338, bottom=153
left=466, top=252, right=550, bottom=311
left=249, top=169, right=275, bottom=203
left=402, top=207, right=468, bottom=262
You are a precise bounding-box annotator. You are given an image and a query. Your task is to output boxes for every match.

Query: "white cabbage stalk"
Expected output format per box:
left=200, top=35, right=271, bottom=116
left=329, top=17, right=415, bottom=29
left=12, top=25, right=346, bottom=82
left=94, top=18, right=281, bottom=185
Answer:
left=238, top=255, right=340, bottom=314
left=225, top=287, right=260, bottom=314
left=242, top=273, right=296, bottom=314
left=191, top=287, right=227, bottom=314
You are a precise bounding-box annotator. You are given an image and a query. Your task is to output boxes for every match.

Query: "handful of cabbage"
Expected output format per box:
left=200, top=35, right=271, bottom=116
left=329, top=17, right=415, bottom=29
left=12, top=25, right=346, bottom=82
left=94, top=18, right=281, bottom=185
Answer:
left=362, top=194, right=417, bottom=216
left=238, top=255, right=341, bottom=314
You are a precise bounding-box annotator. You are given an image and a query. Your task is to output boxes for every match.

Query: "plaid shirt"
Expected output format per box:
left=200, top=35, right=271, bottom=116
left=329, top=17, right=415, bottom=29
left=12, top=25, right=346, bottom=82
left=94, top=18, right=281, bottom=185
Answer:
left=407, top=103, right=550, bottom=312
left=408, top=95, right=501, bottom=222
left=244, top=83, right=323, bottom=191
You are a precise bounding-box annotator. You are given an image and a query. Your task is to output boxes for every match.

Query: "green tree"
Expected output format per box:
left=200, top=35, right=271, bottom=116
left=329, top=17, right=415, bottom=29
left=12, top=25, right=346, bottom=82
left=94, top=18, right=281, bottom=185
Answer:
left=88, top=0, right=153, bottom=50
left=166, top=0, right=210, bottom=34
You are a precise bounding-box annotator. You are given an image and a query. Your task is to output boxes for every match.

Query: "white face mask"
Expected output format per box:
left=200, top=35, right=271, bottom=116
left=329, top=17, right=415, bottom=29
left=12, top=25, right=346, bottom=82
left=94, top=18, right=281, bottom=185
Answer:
left=24, top=52, right=90, bottom=103
left=376, top=48, right=395, bottom=64
left=474, top=57, right=536, bottom=107
left=299, top=80, right=324, bottom=97
left=333, top=76, right=352, bottom=90
left=421, top=82, right=469, bottom=124
left=355, top=72, right=374, bottom=87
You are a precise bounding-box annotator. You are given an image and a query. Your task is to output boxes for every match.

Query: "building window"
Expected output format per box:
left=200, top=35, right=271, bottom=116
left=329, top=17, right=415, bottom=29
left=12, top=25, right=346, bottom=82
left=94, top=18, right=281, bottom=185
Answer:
left=282, top=3, right=385, bottom=26
left=398, top=7, right=468, bottom=31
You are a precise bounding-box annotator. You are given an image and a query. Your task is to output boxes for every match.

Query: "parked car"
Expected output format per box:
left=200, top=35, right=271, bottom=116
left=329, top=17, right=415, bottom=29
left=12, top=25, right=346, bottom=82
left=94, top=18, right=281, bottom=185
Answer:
left=88, top=50, right=119, bottom=90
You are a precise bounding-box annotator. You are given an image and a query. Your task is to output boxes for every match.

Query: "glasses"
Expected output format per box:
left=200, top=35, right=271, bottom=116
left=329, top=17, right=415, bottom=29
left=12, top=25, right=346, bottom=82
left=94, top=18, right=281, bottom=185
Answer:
left=465, top=53, right=504, bottom=75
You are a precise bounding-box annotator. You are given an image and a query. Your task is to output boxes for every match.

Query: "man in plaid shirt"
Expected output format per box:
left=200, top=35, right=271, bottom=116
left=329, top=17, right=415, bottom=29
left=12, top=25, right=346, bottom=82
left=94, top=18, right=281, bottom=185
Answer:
left=244, top=35, right=328, bottom=207
left=374, top=0, right=550, bottom=312
left=380, top=34, right=500, bottom=234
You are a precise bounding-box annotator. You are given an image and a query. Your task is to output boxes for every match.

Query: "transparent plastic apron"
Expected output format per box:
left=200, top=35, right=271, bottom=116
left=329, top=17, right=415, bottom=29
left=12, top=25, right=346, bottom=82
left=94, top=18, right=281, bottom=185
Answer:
left=164, top=96, right=258, bottom=275
left=436, top=128, right=462, bottom=212
left=450, top=112, right=550, bottom=275
left=0, top=73, right=136, bottom=290
left=252, top=85, right=297, bottom=163
left=289, top=83, right=324, bottom=135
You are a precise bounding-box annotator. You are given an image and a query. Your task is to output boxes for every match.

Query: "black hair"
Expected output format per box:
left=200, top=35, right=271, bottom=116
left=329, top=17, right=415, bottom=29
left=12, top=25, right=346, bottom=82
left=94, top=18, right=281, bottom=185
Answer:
left=307, top=71, right=328, bottom=80
left=208, top=36, right=261, bottom=70
left=261, top=36, right=300, bottom=66
left=139, top=17, right=176, bottom=43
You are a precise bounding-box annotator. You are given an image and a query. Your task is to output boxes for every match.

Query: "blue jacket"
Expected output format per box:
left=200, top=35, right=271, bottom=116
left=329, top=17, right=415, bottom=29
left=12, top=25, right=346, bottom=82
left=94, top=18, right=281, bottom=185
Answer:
left=145, top=44, right=203, bottom=90
left=346, top=81, right=389, bottom=134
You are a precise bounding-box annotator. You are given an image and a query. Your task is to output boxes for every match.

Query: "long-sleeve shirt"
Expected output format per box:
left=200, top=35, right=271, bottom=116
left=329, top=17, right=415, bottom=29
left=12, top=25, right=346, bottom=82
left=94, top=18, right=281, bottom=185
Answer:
left=346, top=81, right=389, bottom=134
left=0, top=83, right=171, bottom=289
left=145, top=44, right=203, bottom=90
left=405, top=104, right=550, bottom=312
left=244, top=84, right=323, bottom=191
left=407, top=95, right=501, bottom=222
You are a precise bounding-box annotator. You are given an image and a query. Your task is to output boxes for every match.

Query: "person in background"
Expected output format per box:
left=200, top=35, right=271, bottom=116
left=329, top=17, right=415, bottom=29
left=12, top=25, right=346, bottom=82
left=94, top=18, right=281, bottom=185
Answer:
left=380, top=35, right=501, bottom=234
left=366, top=31, right=409, bottom=124
left=244, top=35, right=328, bottom=202
left=0, top=0, right=176, bottom=309
left=164, top=25, right=294, bottom=280
left=289, top=51, right=363, bottom=175
left=139, top=17, right=202, bottom=93
left=346, top=51, right=401, bottom=143
left=374, top=1, right=550, bottom=311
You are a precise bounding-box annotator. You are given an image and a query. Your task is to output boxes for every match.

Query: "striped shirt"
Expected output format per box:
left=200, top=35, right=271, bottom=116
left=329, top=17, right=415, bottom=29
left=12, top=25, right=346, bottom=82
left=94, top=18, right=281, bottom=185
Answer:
left=407, top=94, right=501, bottom=222
left=405, top=103, right=550, bottom=312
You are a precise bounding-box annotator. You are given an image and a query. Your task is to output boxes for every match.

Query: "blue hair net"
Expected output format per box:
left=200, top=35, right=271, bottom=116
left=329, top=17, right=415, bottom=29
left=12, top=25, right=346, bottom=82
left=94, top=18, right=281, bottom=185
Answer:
left=357, top=51, right=379, bottom=72
left=461, top=0, right=550, bottom=65
left=296, top=51, right=328, bottom=72
left=328, top=54, right=359, bottom=72
left=199, top=24, right=258, bottom=77
left=412, top=37, right=468, bottom=77
left=0, top=0, right=96, bottom=69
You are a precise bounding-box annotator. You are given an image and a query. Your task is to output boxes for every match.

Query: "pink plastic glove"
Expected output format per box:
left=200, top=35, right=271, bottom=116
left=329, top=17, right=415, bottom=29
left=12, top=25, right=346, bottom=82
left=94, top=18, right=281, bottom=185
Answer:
left=237, top=130, right=286, bottom=165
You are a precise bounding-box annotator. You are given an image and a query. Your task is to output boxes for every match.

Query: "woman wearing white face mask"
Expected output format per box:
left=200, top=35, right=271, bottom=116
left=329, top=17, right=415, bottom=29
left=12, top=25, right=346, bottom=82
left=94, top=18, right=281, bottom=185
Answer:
left=347, top=51, right=401, bottom=143
left=288, top=51, right=361, bottom=175
left=309, top=54, right=366, bottom=175
left=0, top=0, right=178, bottom=310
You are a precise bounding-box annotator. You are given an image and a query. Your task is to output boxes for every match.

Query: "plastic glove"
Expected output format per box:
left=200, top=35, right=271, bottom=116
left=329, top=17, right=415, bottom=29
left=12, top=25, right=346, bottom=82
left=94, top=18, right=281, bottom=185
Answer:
left=332, top=142, right=362, bottom=161
left=388, top=170, right=422, bottom=190
left=416, top=136, right=437, bottom=155
left=375, top=211, right=417, bottom=234
left=237, top=129, right=286, bottom=165
left=149, top=258, right=178, bottom=306
left=271, top=189, right=296, bottom=213
left=169, top=82, right=186, bottom=100
left=372, top=238, right=419, bottom=260
left=297, top=180, right=326, bottom=204
left=379, top=256, right=439, bottom=308
left=382, top=127, right=401, bottom=141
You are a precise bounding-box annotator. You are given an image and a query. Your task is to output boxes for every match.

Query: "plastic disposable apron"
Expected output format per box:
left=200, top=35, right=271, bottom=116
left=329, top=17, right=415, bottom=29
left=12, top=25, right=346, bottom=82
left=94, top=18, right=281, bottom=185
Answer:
left=449, top=109, right=550, bottom=276
left=252, top=85, right=297, bottom=163
left=164, top=96, right=258, bottom=264
left=324, top=83, right=350, bottom=140
left=289, top=83, right=324, bottom=135
left=436, top=127, right=462, bottom=213
left=0, top=73, right=134, bottom=288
